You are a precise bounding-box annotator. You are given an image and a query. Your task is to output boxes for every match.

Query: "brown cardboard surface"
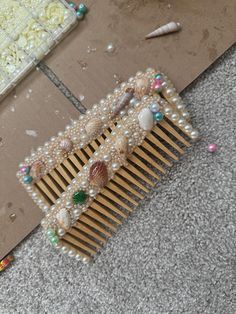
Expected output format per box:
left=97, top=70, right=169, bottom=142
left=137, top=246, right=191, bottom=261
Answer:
left=45, top=0, right=236, bottom=108
left=0, top=71, right=80, bottom=259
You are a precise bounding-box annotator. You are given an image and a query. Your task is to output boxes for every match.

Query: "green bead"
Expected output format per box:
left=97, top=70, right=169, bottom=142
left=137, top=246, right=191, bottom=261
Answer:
left=50, top=236, right=59, bottom=245
left=78, top=4, right=88, bottom=14
left=73, top=190, right=87, bottom=205
left=68, top=1, right=76, bottom=8
left=47, top=228, right=55, bottom=238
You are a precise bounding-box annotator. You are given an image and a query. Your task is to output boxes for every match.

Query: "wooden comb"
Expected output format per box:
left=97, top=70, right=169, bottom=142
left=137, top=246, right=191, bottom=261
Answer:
left=17, top=68, right=199, bottom=263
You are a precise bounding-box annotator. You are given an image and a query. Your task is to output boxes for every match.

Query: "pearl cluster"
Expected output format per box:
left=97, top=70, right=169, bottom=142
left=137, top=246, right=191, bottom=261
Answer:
left=0, top=0, right=80, bottom=96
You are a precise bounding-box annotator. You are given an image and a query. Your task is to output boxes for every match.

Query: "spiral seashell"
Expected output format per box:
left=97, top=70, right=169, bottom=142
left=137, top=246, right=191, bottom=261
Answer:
left=112, top=88, right=134, bottom=117
left=134, top=77, right=150, bottom=99
left=56, top=208, right=71, bottom=230
left=59, top=138, right=73, bottom=152
left=145, top=22, right=181, bottom=39
left=115, top=136, right=128, bottom=156
left=89, top=161, right=108, bottom=188
left=30, top=160, right=45, bottom=180
left=85, top=118, right=102, bottom=137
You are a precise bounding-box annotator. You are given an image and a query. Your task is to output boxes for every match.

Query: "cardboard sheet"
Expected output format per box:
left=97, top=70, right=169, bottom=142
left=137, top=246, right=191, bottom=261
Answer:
left=44, top=0, right=236, bottom=108
left=0, top=71, right=80, bottom=259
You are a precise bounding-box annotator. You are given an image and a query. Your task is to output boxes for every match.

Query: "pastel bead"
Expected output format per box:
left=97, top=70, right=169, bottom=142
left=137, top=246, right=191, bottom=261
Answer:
left=47, top=228, right=55, bottom=238
left=208, top=143, right=217, bottom=153
left=68, top=2, right=78, bottom=9
left=76, top=10, right=84, bottom=20
left=154, top=112, right=164, bottom=122
left=149, top=102, right=160, bottom=113
left=20, top=166, right=30, bottom=175
left=50, top=236, right=59, bottom=245
left=23, top=175, right=33, bottom=184
left=78, top=4, right=88, bottom=14
left=155, top=73, right=162, bottom=80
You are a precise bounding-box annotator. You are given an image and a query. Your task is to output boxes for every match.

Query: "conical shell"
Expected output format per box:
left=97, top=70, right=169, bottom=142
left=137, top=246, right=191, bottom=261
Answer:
left=30, top=160, right=45, bottom=180
left=56, top=208, right=71, bottom=230
left=134, top=77, right=150, bottom=99
left=138, top=108, right=154, bottom=131
left=115, top=136, right=128, bottom=156
left=89, top=161, right=108, bottom=188
left=85, top=118, right=102, bottom=137
left=112, top=88, right=134, bottom=117
left=145, top=22, right=181, bottom=39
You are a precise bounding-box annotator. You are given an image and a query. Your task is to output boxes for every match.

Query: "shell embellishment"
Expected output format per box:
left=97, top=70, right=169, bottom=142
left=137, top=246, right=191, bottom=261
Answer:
left=112, top=88, right=134, bottom=117
left=138, top=108, right=154, bottom=131
left=89, top=161, right=108, bottom=188
left=59, top=138, right=73, bottom=153
left=134, top=77, right=150, bottom=99
left=56, top=208, right=71, bottom=230
left=145, top=22, right=181, bottom=39
left=30, top=161, right=45, bottom=180
left=85, top=118, right=102, bottom=137
left=115, top=136, right=128, bottom=157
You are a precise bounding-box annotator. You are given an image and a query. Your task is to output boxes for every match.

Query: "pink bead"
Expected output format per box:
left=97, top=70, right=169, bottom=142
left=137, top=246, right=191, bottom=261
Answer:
left=19, top=166, right=30, bottom=174
left=208, top=143, right=217, bottom=153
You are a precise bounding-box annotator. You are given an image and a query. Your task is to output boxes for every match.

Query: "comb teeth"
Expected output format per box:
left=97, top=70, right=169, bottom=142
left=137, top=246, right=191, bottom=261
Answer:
left=34, top=117, right=192, bottom=261
left=18, top=69, right=199, bottom=262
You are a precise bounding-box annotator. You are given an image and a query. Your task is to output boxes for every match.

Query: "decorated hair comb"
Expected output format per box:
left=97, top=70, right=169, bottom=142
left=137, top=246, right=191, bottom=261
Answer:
left=17, top=68, right=199, bottom=264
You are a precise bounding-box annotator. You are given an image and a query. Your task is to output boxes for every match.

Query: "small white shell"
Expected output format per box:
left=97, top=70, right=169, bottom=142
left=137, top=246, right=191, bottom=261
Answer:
left=146, top=22, right=181, bottom=39
left=138, top=108, right=154, bottom=131
left=115, top=136, right=128, bottom=156
left=56, top=208, right=71, bottom=230
left=59, top=138, right=73, bottom=152
left=85, top=118, right=102, bottom=137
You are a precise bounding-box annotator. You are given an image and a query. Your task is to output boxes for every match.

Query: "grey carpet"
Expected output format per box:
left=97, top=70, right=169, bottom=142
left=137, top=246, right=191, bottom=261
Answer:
left=0, top=45, right=235, bottom=314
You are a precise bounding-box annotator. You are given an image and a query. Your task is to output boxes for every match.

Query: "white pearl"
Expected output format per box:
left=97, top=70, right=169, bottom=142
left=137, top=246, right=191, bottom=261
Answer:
left=73, top=209, right=81, bottom=217
left=164, top=106, right=173, bottom=116
left=61, top=246, right=68, bottom=254
left=182, top=110, right=190, bottom=119
left=68, top=250, right=76, bottom=258
left=112, top=163, right=120, bottom=171
left=58, top=228, right=65, bottom=237
left=75, top=254, right=81, bottom=261
left=177, top=118, right=185, bottom=127
left=190, top=130, right=199, bottom=139
left=82, top=257, right=89, bottom=264
left=141, top=95, right=149, bottom=101
left=89, top=189, right=97, bottom=197
left=184, top=124, right=192, bottom=133
left=171, top=113, right=179, bottom=121
left=177, top=103, right=185, bottom=110
left=124, top=130, right=130, bottom=137
left=103, top=155, right=110, bottom=162
left=81, top=180, right=87, bottom=188
left=119, top=110, right=126, bottom=117
left=66, top=201, right=72, bottom=208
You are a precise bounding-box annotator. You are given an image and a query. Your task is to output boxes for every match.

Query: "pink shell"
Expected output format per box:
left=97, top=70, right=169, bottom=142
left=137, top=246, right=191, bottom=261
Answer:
left=89, top=161, right=108, bottom=188
left=59, top=138, right=73, bottom=152
left=30, top=161, right=45, bottom=180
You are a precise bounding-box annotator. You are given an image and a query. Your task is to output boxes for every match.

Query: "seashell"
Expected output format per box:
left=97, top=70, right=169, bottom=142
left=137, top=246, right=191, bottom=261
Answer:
left=115, top=136, right=128, bottom=156
left=59, top=138, right=73, bottom=152
left=85, top=118, right=102, bottom=137
left=134, top=77, right=150, bottom=99
left=138, top=108, right=154, bottom=131
left=30, top=160, right=45, bottom=180
left=89, top=161, right=108, bottom=188
left=145, top=22, right=181, bottom=39
left=56, top=208, right=71, bottom=230
left=112, top=88, right=134, bottom=117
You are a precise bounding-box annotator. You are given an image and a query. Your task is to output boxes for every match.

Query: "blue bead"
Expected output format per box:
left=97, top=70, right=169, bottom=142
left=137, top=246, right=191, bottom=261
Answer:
left=76, top=10, right=84, bottom=20
left=68, top=1, right=76, bottom=8
left=154, top=112, right=164, bottom=122
left=23, top=175, right=33, bottom=184
left=78, top=4, right=88, bottom=14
